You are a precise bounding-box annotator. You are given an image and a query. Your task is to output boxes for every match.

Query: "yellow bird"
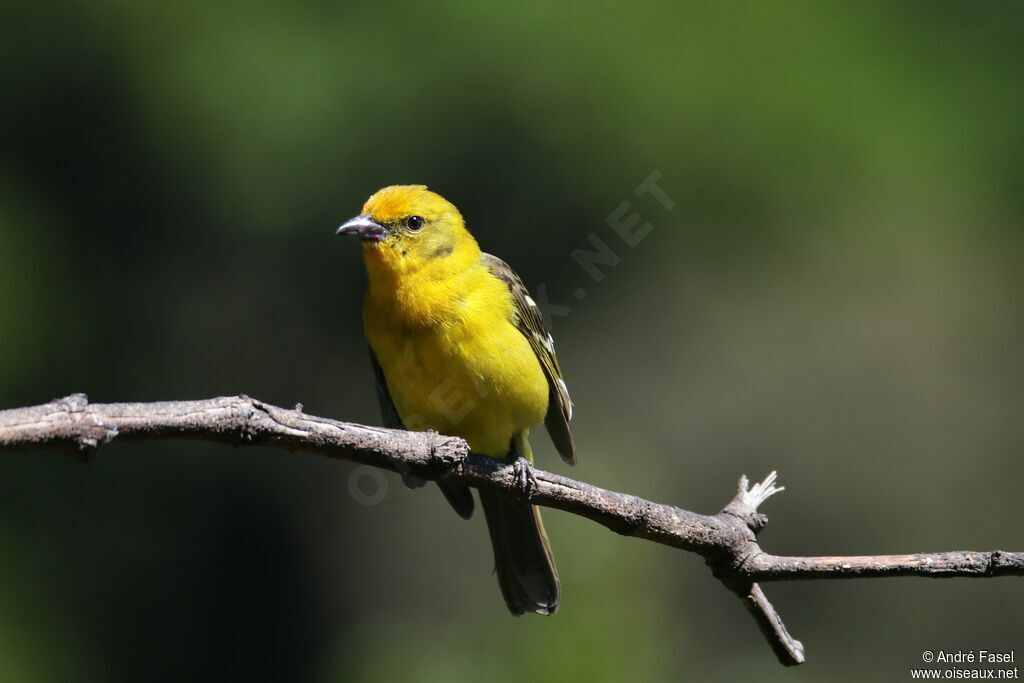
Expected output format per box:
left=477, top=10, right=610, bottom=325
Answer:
left=337, top=185, right=576, bottom=615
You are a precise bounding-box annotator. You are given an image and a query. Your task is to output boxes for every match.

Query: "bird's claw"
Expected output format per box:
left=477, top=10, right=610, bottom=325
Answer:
left=511, top=456, right=538, bottom=502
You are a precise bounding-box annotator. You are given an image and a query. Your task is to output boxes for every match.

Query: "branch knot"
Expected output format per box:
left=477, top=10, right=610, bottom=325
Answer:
left=721, top=471, right=784, bottom=535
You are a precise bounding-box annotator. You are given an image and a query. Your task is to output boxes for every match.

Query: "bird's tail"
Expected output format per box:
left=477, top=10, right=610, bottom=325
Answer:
left=480, top=493, right=560, bottom=616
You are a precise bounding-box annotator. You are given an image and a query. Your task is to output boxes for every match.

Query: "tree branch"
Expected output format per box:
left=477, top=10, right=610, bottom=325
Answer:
left=2, top=394, right=1022, bottom=666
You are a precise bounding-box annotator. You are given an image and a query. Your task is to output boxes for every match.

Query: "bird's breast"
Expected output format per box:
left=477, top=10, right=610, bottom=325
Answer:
left=363, top=268, right=548, bottom=458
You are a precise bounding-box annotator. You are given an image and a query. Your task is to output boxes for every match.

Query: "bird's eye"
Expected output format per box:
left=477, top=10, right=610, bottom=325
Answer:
left=406, top=215, right=425, bottom=231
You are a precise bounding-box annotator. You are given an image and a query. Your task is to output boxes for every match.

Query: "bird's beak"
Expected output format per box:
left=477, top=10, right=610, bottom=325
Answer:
left=336, top=214, right=386, bottom=242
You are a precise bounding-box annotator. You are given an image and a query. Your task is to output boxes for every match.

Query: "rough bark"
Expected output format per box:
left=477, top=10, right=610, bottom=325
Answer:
left=2, top=394, right=1022, bottom=666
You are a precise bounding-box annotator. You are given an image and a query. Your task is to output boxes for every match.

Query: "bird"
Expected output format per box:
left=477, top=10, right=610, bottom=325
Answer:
left=336, top=185, right=576, bottom=615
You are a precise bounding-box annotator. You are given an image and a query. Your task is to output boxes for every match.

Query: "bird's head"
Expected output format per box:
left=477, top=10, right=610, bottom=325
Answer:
left=336, top=185, right=477, bottom=276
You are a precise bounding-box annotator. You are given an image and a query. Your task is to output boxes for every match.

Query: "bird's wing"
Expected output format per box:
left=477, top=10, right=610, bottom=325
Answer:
left=481, top=252, right=576, bottom=465
left=368, top=347, right=405, bottom=431
left=368, top=348, right=475, bottom=518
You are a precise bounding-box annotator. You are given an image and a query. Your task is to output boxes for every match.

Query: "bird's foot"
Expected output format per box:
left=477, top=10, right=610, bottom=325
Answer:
left=511, top=456, right=538, bottom=502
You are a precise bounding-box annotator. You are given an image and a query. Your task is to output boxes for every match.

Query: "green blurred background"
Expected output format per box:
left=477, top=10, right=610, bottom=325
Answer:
left=2, top=1, right=1022, bottom=681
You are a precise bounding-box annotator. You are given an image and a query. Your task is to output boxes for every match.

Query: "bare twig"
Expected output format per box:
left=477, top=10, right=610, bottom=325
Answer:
left=2, top=394, right=1022, bottom=666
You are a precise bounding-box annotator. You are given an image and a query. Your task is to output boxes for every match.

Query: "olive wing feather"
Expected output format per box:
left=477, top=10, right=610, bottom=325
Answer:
left=480, top=253, right=577, bottom=465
